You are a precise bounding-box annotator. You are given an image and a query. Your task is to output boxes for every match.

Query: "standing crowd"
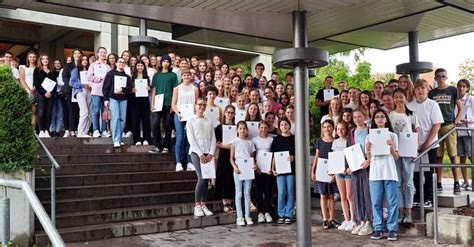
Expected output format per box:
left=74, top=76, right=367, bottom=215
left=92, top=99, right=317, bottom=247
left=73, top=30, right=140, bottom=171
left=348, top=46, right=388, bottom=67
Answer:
left=1, top=47, right=472, bottom=241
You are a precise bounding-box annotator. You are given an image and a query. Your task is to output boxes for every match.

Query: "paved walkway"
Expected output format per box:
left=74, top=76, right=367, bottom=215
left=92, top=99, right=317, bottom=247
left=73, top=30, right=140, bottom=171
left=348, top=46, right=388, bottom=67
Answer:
left=68, top=222, right=434, bottom=247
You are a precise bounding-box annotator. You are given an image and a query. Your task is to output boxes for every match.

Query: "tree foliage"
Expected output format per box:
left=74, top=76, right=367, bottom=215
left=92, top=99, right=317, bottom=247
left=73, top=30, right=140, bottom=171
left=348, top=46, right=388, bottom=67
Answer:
left=458, top=58, right=474, bottom=82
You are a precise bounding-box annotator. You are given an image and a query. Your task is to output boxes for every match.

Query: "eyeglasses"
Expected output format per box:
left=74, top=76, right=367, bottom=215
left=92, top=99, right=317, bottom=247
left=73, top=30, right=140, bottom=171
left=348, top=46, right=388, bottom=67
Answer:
left=226, top=111, right=235, bottom=114
left=197, top=103, right=206, bottom=107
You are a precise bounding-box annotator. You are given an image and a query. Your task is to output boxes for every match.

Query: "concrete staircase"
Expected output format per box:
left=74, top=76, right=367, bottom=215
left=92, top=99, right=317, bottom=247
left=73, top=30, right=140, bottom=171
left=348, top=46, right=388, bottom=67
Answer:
left=33, top=138, right=234, bottom=246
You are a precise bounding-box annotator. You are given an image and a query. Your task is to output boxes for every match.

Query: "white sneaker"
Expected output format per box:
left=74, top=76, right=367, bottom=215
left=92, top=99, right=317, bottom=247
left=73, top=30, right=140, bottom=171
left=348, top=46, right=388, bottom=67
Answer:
left=194, top=206, right=204, bottom=217
left=113, top=142, right=121, bottom=148
left=93, top=130, right=101, bottom=138
left=78, top=134, right=92, bottom=138
left=44, top=131, right=51, bottom=138
left=236, top=217, right=246, bottom=226
left=351, top=224, right=364, bottom=235
left=176, top=163, right=184, bottom=172
left=172, top=130, right=176, bottom=138
left=120, top=141, right=125, bottom=146
left=70, top=131, right=76, bottom=137
left=102, top=131, right=111, bottom=138
left=162, top=147, right=169, bottom=153
left=142, top=140, right=149, bottom=146
left=344, top=221, right=356, bottom=231
left=257, top=213, right=265, bottom=223
left=246, top=217, right=254, bottom=225
left=187, top=163, right=196, bottom=171
left=358, top=223, right=373, bottom=236
left=201, top=205, right=214, bottom=216
left=135, top=142, right=142, bottom=146
left=265, top=213, right=273, bottom=223
left=39, top=131, right=45, bottom=138
left=63, top=130, right=70, bottom=138
left=338, top=221, right=348, bottom=230
left=124, top=131, right=132, bottom=138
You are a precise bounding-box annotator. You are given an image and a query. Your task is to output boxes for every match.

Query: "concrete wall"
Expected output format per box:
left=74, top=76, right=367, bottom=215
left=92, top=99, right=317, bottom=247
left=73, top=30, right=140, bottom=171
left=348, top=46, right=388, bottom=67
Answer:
left=426, top=212, right=473, bottom=245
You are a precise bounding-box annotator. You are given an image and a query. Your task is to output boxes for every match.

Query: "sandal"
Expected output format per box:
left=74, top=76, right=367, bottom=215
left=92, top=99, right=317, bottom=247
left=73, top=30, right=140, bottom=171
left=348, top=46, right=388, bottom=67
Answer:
left=323, top=220, right=329, bottom=229
left=329, top=219, right=340, bottom=229
left=223, top=205, right=232, bottom=213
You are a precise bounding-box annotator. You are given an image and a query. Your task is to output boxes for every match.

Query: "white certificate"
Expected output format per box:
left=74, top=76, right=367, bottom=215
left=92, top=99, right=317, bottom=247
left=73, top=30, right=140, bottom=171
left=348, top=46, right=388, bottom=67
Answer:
left=135, top=79, right=148, bottom=97
left=114, top=76, right=127, bottom=90
left=79, top=71, right=89, bottom=85
left=201, top=160, right=216, bottom=179
left=41, top=77, right=56, bottom=93
left=205, top=107, right=220, bottom=127
left=246, top=121, right=259, bottom=140
left=369, top=128, right=390, bottom=155
left=95, top=64, right=108, bottom=77
left=398, top=132, right=418, bottom=157
left=235, top=108, right=246, bottom=124
left=344, top=144, right=365, bottom=172
left=256, top=151, right=272, bottom=173
left=236, top=157, right=255, bottom=180
left=215, top=97, right=229, bottom=111
left=147, top=68, right=155, bottom=80
left=222, top=125, right=237, bottom=145
left=274, top=151, right=292, bottom=174
left=323, top=89, right=335, bottom=101
left=152, top=94, right=164, bottom=112
left=316, top=158, right=331, bottom=183
left=179, top=104, right=195, bottom=121
left=124, top=67, right=131, bottom=76
left=327, top=151, right=346, bottom=174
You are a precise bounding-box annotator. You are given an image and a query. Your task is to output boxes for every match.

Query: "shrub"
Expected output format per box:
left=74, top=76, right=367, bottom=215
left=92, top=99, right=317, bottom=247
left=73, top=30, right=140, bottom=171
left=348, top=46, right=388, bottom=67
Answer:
left=0, top=65, right=37, bottom=172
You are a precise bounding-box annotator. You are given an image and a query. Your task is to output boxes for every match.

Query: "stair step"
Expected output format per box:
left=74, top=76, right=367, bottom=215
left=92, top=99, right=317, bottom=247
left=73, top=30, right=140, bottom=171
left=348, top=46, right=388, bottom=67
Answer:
left=35, top=161, right=176, bottom=175
left=437, top=192, right=470, bottom=207
left=36, top=180, right=197, bottom=200
left=38, top=144, right=159, bottom=155
left=35, top=171, right=196, bottom=187
left=36, top=153, right=174, bottom=165
left=43, top=190, right=196, bottom=213
left=38, top=137, right=135, bottom=146
left=34, top=213, right=235, bottom=246
left=35, top=201, right=223, bottom=229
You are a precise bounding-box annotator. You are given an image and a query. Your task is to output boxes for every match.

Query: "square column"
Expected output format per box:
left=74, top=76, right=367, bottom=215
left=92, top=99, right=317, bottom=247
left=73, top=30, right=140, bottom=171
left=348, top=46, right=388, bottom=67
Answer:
left=94, top=22, right=112, bottom=52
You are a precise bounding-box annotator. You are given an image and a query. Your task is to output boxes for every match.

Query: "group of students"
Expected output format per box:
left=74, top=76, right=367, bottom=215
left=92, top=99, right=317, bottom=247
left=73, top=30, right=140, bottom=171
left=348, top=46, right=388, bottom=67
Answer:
left=2, top=47, right=472, bottom=241
left=310, top=71, right=472, bottom=241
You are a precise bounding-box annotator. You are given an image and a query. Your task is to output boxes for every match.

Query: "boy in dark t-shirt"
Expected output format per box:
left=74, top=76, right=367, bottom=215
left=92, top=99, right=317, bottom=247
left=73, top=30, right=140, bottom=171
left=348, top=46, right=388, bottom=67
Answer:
left=315, top=76, right=339, bottom=117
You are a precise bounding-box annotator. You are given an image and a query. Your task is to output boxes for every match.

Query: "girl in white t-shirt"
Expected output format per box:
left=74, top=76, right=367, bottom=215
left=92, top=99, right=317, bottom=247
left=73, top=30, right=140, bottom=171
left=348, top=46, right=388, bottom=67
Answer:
left=366, top=109, right=400, bottom=241
left=230, top=121, right=257, bottom=226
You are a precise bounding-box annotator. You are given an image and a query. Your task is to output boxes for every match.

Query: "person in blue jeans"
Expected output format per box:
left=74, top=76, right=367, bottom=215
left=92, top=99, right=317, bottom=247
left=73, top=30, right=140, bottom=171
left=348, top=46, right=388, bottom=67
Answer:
left=271, top=118, right=296, bottom=224
left=102, top=58, right=132, bottom=147
left=366, top=109, right=400, bottom=241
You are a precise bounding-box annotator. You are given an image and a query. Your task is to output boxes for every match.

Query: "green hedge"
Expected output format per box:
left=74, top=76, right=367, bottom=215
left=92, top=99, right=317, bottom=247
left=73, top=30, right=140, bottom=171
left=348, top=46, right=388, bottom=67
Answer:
left=0, top=65, right=37, bottom=172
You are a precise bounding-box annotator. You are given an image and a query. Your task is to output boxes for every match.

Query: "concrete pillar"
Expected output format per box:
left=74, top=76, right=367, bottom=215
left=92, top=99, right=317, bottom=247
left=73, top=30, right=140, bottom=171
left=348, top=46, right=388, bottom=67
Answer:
left=408, top=31, right=419, bottom=82
left=54, top=39, right=64, bottom=61
left=251, top=54, right=272, bottom=79
left=39, top=40, right=51, bottom=56
left=94, top=22, right=112, bottom=52
left=117, top=25, right=130, bottom=55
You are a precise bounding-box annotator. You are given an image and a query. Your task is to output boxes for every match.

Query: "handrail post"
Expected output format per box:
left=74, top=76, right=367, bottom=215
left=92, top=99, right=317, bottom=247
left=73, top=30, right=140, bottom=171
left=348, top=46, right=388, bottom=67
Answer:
left=419, top=166, right=425, bottom=223
left=1, top=190, right=10, bottom=245
left=433, top=172, right=438, bottom=244
left=51, top=165, right=56, bottom=226
left=471, top=128, right=473, bottom=191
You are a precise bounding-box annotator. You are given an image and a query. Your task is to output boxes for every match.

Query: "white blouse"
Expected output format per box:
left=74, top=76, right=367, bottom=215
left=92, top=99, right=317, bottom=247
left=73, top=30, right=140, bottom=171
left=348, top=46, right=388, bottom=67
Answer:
left=186, top=115, right=216, bottom=156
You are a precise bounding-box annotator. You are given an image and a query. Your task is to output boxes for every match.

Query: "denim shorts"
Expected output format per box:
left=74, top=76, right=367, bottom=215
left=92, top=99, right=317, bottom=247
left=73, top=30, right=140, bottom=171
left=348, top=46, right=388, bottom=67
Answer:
left=336, top=173, right=351, bottom=180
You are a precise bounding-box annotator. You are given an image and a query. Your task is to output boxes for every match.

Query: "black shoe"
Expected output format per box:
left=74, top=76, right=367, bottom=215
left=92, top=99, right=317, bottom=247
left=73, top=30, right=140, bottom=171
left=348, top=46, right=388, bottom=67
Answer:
left=284, top=218, right=292, bottom=224
left=423, top=200, right=433, bottom=208
left=453, top=183, right=462, bottom=195
left=437, top=183, right=443, bottom=192
left=387, top=231, right=398, bottom=241
left=323, top=220, right=329, bottom=229
left=277, top=217, right=285, bottom=224
left=148, top=147, right=161, bottom=154
left=413, top=201, right=420, bottom=208
left=329, top=220, right=340, bottom=229
left=371, top=231, right=383, bottom=240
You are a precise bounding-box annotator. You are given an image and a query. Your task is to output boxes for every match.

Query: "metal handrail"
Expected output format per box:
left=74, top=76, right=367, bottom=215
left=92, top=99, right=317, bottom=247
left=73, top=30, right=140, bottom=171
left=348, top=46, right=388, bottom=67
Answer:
left=0, top=179, right=65, bottom=247
left=414, top=126, right=472, bottom=161
left=33, top=133, right=59, bottom=226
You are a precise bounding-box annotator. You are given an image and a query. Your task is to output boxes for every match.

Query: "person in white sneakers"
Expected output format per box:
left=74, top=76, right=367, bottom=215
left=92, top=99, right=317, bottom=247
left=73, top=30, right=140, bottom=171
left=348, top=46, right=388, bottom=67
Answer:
left=186, top=98, right=216, bottom=217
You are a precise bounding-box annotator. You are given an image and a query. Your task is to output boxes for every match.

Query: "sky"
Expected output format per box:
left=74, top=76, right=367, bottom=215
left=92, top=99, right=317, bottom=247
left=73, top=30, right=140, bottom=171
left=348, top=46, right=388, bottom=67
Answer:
left=345, top=32, right=474, bottom=81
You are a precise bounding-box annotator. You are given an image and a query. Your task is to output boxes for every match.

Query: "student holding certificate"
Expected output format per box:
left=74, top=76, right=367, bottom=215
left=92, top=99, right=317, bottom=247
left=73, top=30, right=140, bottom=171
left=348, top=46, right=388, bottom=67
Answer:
left=171, top=69, right=199, bottom=172
left=270, top=118, right=295, bottom=225
left=389, top=88, right=420, bottom=224
left=311, top=120, right=339, bottom=230
left=204, top=85, right=223, bottom=128
left=252, top=121, right=275, bottom=223
left=186, top=98, right=216, bottom=218
left=366, top=109, right=400, bottom=241
left=33, top=53, right=56, bottom=138
left=315, top=76, right=339, bottom=117
left=130, top=61, right=152, bottom=146
left=346, top=110, right=373, bottom=236
left=69, top=55, right=92, bottom=138
left=214, top=105, right=237, bottom=213
left=102, top=58, right=132, bottom=148
left=230, top=121, right=257, bottom=226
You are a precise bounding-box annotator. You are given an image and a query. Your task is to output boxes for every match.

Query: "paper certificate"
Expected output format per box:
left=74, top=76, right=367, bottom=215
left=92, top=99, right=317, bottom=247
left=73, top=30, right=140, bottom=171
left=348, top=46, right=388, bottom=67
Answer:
left=134, top=79, right=148, bottom=97
left=222, top=125, right=237, bottom=145
left=153, top=94, right=164, bottom=112
left=114, top=76, right=127, bottom=90
left=327, top=151, right=346, bottom=174
left=256, top=151, right=272, bottom=173
left=41, top=77, right=57, bottom=93
left=369, top=128, right=390, bottom=155
left=344, top=144, right=365, bottom=172
left=95, top=64, right=108, bottom=77
left=246, top=121, right=259, bottom=140
left=236, top=157, right=255, bottom=180
left=201, top=160, right=216, bottom=179
left=235, top=108, right=246, bottom=124
left=316, top=158, right=331, bottom=183
left=179, top=104, right=195, bottom=121
left=215, top=97, right=229, bottom=111
left=205, top=107, right=220, bottom=128
left=79, top=71, right=89, bottom=85
left=323, top=89, right=335, bottom=101
left=274, top=151, right=292, bottom=174
left=398, top=132, right=418, bottom=157
left=124, top=67, right=131, bottom=76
